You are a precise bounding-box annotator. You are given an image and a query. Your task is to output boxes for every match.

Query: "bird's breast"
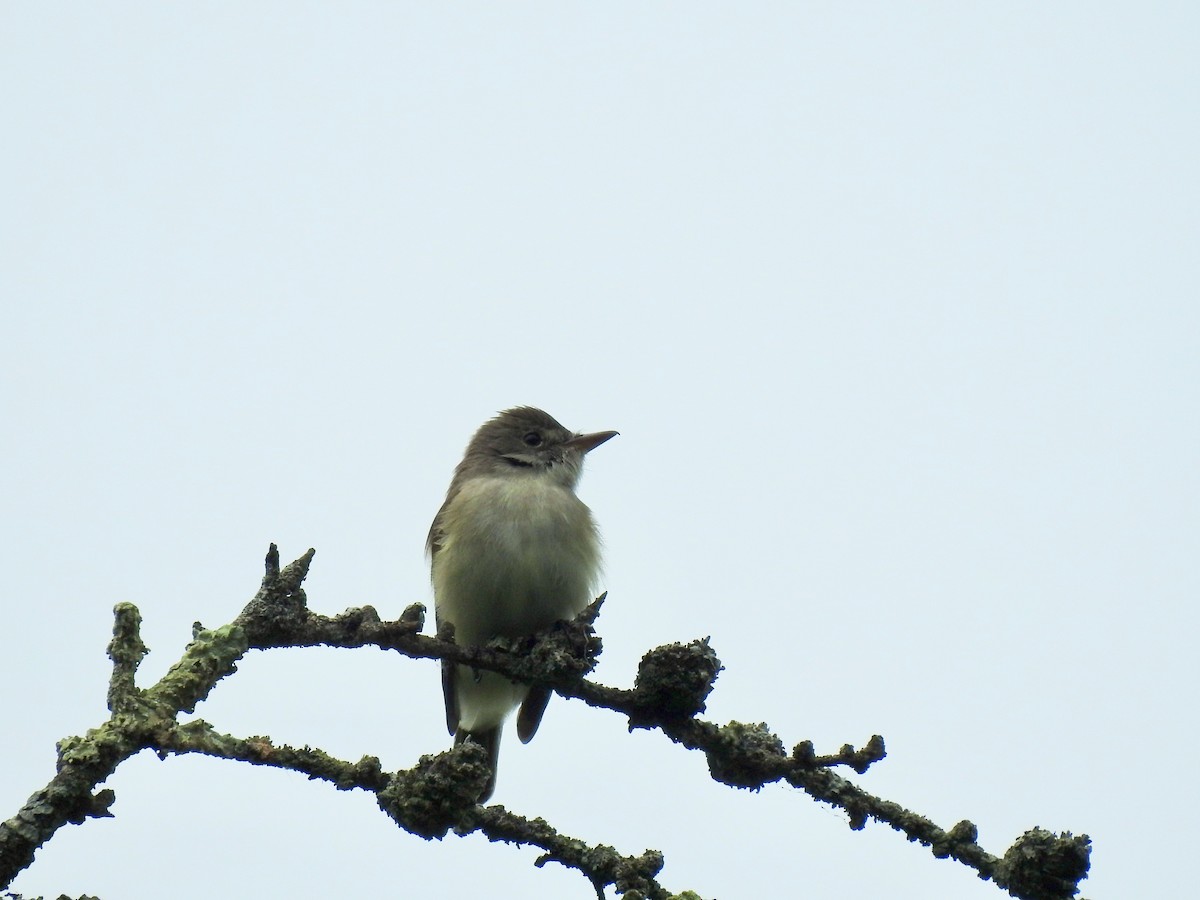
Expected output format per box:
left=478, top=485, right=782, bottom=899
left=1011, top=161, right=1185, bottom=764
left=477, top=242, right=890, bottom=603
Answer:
left=432, top=475, right=601, bottom=644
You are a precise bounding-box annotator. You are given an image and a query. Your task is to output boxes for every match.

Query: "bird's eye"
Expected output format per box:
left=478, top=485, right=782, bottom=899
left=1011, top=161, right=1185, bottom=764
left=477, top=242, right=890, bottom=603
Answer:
left=522, top=432, right=543, bottom=447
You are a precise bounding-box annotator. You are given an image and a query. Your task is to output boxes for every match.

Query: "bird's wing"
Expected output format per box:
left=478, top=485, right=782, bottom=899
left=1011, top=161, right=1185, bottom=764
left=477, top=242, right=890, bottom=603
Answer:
left=441, top=658, right=459, bottom=735
left=425, top=510, right=445, bottom=559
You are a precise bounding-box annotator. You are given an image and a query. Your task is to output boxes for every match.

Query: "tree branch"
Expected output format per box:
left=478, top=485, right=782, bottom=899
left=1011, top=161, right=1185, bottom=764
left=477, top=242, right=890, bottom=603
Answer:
left=0, top=545, right=1091, bottom=900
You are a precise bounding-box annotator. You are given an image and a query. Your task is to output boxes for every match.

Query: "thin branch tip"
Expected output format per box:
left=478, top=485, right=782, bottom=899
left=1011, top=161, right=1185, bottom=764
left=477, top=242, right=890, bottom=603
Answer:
left=264, top=543, right=280, bottom=577
left=400, top=603, right=426, bottom=629
left=281, top=548, right=316, bottom=586
left=106, top=602, right=149, bottom=711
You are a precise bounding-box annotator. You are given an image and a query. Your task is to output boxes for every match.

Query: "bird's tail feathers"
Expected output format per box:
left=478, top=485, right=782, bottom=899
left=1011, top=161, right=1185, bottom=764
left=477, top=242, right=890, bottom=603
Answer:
left=454, top=726, right=501, bottom=802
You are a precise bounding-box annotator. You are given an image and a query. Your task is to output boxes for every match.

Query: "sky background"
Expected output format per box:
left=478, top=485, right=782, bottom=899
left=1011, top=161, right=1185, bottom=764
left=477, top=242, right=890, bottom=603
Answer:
left=2, top=4, right=1197, bottom=898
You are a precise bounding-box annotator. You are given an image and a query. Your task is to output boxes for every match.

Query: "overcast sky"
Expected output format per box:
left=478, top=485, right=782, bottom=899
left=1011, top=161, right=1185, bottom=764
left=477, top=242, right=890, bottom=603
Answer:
left=2, top=4, right=1196, bottom=899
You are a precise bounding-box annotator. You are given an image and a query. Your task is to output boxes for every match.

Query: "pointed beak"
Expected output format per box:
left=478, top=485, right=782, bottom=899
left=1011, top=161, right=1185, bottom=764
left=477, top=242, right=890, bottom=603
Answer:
left=565, top=430, right=619, bottom=454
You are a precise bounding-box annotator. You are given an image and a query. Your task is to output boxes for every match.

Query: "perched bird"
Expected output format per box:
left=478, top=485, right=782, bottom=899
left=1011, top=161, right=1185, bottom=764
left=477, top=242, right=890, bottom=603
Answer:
left=427, top=407, right=617, bottom=801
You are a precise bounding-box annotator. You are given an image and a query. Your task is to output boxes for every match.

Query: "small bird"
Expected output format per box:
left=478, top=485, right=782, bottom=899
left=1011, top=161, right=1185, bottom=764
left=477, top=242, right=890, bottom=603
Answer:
left=427, top=407, right=617, bottom=801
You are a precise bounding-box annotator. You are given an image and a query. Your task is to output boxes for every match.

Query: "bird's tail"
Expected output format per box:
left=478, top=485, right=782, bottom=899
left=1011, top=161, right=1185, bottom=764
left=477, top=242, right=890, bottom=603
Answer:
left=454, top=726, right=501, bottom=802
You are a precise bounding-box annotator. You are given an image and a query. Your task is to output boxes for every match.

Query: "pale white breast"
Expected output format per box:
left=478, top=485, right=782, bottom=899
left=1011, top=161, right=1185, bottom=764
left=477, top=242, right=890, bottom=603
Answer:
left=432, top=473, right=601, bottom=646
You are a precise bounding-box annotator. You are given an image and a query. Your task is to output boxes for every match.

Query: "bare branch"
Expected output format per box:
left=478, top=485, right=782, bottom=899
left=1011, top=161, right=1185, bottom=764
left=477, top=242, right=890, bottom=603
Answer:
left=0, top=544, right=1091, bottom=900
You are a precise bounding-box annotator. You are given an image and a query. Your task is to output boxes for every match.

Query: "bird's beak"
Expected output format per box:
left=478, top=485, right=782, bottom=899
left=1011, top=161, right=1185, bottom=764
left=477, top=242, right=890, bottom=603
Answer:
left=565, top=430, right=619, bottom=454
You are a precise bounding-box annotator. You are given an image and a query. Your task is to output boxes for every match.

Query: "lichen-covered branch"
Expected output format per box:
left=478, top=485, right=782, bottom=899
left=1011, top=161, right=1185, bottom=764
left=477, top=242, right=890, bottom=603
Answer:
left=154, top=721, right=672, bottom=900
left=0, top=601, right=251, bottom=884
left=0, top=544, right=1091, bottom=900
left=0, top=547, right=689, bottom=898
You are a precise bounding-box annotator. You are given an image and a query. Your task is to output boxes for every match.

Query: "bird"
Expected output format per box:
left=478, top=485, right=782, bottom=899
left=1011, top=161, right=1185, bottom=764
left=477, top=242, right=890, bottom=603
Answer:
left=427, top=406, right=617, bottom=801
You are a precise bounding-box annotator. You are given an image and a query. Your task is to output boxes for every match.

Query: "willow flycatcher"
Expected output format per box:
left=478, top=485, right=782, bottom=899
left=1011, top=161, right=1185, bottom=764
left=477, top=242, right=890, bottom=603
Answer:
left=427, top=406, right=617, bottom=801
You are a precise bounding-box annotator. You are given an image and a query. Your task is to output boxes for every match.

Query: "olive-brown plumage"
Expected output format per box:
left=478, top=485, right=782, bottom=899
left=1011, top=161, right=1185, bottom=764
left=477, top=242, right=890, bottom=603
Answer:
left=428, top=407, right=616, bottom=800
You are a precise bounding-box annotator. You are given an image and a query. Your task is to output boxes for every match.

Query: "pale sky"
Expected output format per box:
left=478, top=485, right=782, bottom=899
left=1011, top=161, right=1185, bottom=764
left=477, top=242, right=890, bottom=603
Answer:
left=2, top=4, right=1197, bottom=898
